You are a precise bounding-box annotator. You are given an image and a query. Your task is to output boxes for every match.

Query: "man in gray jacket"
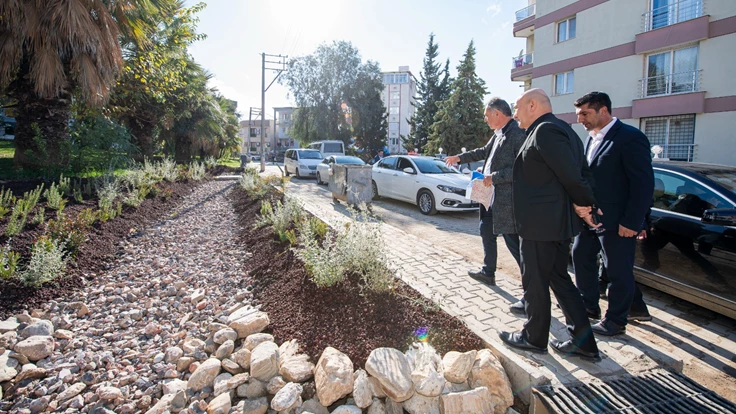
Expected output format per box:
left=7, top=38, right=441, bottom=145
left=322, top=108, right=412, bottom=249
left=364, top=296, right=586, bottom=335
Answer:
left=445, top=97, right=525, bottom=285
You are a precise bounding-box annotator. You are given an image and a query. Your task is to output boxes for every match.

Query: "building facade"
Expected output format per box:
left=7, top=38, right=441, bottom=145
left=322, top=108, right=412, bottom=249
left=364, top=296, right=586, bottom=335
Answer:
left=239, top=119, right=272, bottom=155
left=511, top=0, right=736, bottom=166
left=273, top=107, right=298, bottom=151
left=381, top=66, right=417, bottom=155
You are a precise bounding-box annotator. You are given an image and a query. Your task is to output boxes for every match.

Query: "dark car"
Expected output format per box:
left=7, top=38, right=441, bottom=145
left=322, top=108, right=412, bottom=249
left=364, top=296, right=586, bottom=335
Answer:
left=634, top=161, right=736, bottom=319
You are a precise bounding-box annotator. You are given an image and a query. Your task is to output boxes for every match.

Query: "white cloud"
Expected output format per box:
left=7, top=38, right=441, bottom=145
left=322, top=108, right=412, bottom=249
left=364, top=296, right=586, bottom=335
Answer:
left=486, top=2, right=502, bottom=18
left=208, top=78, right=253, bottom=111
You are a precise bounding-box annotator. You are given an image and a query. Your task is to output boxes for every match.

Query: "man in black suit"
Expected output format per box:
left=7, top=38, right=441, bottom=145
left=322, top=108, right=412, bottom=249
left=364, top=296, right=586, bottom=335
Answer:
left=572, top=92, right=654, bottom=336
left=499, top=89, right=601, bottom=361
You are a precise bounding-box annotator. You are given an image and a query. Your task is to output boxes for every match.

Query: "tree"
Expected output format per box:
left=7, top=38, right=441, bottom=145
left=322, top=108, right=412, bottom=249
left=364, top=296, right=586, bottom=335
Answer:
left=405, top=34, right=446, bottom=154
left=426, top=40, right=488, bottom=156
left=280, top=41, right=385, bottom=148
left=347, top=62, right=387, bottom=161
left=0, top=0, right=168, bottom=169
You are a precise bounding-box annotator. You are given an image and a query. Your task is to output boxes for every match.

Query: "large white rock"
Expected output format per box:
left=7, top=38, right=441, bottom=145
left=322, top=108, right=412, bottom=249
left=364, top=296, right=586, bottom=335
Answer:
left=352, top=369, right=373, bottom=408
left=145, top=394, right=175, bottom=414
left=278, top=339, right=300, bottom=365
left=250, top=341, right=280, bottom=381
left=229, top=311, right=269, bottom=339
left=408, top=343, right=444, bottom=397
left=163, top=379, right=187, bottom=395
left=19, top=320, right=54, bottom=339
left=14, top=336, right=55, bottom=362
left=243, top=378, right=268, bottom=399
left=240, top=396, right=268, bottom=414
left=385, top=398, right=404, bottom=414
left=271, top=382, right=303, bottom=411
left=280, top=353, right=314, bottom=382
left=187, top=357, right=222, bottom=392
left=469, top=349, right=513, bottom=414
left=0, top=349, right=19, bottom=382
left=231, top=347, right=251, bottom=370
left=57, top=382, right=86, bottom=401
left=331, top=405, right=362, bottom=414
left=404, top=393, right=440, bottom=414
left=365, top=347, right=414, bottom=402
left=0, top=318, right=19, bottom=333
left=439, top=386, right=494, bottom=414
left=366, top=398, right=387, bottom=414
left=213, top=328, right=238, bottom=344
left=226, top=306, right=258, bottom=323
left=206, top=393, right=231, bottom=414
left=213, top=372, right=233, bottom=396
left=369, top=376, right=387, bottom=398
left=97, top=386, right=123, bottom=401
left=441, top=351, right=476, bottom=384
left=298, top=397, right=329, bottom=414
left=243, top=333, right=274, bottom=351
left=314, top=347, right=354, bottom=407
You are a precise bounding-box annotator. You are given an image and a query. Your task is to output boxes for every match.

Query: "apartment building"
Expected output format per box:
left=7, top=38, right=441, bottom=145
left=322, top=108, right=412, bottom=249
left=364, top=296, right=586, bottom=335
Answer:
left=239, top=119, right=272, bottom=154
left=381, top=66, right=417, bottom=154
left=511, top=0, right=736, bottom=166
left=272, top=107, right=298, bottom=151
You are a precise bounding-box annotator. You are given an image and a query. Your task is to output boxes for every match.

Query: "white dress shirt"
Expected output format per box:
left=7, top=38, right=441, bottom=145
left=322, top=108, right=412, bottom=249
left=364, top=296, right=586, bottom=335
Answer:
left=586, top=117, right=617, bottom=164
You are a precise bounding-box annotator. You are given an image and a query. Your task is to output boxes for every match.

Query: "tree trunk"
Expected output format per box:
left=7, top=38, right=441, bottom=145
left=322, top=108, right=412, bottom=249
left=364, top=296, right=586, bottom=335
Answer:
left=174, top=134, right=192, bottom=164
left=126, top=117, right=155, bottom=162
left=8, top=70, right=72, bottom=170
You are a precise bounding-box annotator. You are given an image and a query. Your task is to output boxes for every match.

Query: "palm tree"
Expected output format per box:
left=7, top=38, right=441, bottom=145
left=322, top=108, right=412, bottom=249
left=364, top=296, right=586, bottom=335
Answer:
left=0, top=0, right=167, bottom=169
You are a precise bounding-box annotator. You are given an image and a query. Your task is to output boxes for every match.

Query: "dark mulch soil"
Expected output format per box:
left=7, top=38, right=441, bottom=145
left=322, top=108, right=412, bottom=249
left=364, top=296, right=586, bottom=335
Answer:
left=0, top=166, right=243, bottom=320
left=230, top=187, right=485, bottom=368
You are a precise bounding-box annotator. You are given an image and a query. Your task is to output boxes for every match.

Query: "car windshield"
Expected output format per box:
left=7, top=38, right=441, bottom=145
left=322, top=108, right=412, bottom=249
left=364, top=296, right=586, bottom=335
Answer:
left=298, top=150, right=323, bottom=159
left=413, top=158, right=457, bottom=174
left=335, top=156, right=364, bottom=165
left=696, top=169, right=736, bottom=193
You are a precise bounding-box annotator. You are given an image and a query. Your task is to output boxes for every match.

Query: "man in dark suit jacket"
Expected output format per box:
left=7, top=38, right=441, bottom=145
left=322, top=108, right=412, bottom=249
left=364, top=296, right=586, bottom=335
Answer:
left=499, top=89, right=601, bottom=361
left=445, top=97, right=526, bottom=286
left=572, top=92, right=654, bottom=336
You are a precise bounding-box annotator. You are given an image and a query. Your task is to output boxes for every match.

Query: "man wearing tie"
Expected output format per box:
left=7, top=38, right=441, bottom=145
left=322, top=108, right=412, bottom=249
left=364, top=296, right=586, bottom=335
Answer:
left=572, top=92, right=654, bottom=336
left=444, top=97, right=526, bottom=286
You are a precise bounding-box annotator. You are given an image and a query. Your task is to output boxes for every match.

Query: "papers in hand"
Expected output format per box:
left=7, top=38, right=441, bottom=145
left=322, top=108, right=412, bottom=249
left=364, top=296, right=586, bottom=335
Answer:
left=465, top=171, right=494, bottom=210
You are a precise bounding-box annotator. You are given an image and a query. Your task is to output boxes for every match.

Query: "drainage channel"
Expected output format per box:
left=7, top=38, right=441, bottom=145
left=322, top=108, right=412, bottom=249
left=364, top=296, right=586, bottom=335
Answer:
left=533, top=369, right=736, bottom=414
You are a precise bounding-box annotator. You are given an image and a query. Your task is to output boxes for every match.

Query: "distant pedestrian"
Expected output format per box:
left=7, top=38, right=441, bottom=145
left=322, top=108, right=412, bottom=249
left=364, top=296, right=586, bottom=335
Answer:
left=444, top=97, right=525, bottom=286
left=372, top=150, right=384, bottom=164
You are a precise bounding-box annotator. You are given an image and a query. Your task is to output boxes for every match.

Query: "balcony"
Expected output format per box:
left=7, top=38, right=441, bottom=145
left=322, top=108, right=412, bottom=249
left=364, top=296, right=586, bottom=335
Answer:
left=511, top=53, right=533, bottom=82
left=642, top=0, right=704, bottom=32
left=513, top=3, right=536, bottom=37
left=653, top=144, right=697, bottom=162
left=638, top=69, right=702, bottom=98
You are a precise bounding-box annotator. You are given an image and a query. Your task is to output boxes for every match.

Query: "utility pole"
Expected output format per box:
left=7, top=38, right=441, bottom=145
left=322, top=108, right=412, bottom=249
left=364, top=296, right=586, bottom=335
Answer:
left=260, top=53, right=288, bottom=172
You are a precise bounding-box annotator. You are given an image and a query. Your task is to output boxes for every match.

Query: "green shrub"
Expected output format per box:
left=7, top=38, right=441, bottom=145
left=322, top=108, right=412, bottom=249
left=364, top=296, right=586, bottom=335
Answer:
left=31, top=207, right=45, bottom=226
left=308, top=217, right=329, bottom=240
left=46, top=213, right=89, bottom=257
left=68, top=114, right=136, bottom=173
left=1, top=243, right=20, bottom=280
left=123, top=185, right=150, bottom=208
left=43, top=182, right=67, bottom=211
left=73, top=187, right=84, bottom=204
left=295, top=220, right=345, bottom=288
left=239, top=170, right=269, bottom=199
left=4, top=185, right=44, bottom=237
left=0, top=187, right=16, bottom=219
left=58, top=174, right=71, bottom=196
left=96, top=177, right=120, bottom=215
left=204, top=156, right=217, bottom=169
left=256, top=197, right=303, bottom=236
left=189, top=161, right=206, bottom=181
left=76, top=208, right=99, bottom=227
left=19, top=236, right=68, bottom=287
left=279, top=229, right=298, bottom=245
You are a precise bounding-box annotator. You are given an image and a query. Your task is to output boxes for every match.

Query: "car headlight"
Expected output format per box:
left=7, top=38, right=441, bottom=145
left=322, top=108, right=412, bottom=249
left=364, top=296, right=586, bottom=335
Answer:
left=437, top=185, right=465, bottom=195
left=299, top=163, right=308, bottom=168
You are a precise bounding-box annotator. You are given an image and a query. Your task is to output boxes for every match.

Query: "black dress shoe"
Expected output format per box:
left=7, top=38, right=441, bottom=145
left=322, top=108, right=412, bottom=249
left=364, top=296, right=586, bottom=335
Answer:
left=586, top=308, right=602, bottom=320
left=499, top=331, right=547, bottom=354
left=468, top=269, right=495, bottom=286
left=627, top=310, right=652, bottom=322
left=549, top=339, right=601, bottom=362
left=591, top=319, right=626, bottom=336
left=509, top=300, right=526, bottom=315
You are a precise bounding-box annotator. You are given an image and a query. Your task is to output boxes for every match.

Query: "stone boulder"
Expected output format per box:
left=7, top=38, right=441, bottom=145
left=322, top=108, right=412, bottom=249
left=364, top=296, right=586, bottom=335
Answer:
left=250, top=341, right=280, bottom=381
left=206, top=393, right=231, bottom=414
left=407, top=343, right=444, bottom=397
left=314, top=347, right=354, bottom=407
left=239, top=396, right=268, bottom=414
left=243, top=333, right=274, bottom=351
left=228, top=311, right=269, bottom=339
left=441, top=351, right=476, bottom=384
left=332, top=405, right=362, bottom=414
left=271, top=382, right=303, bottom=411
left=469, top=349, right=513, bottom=414
left=280, top=353, right=314, bottom=382
left=19, top=320, right=54, bottom=339
left=404, top=393, right=440, bottom=414
left=365, top=347, right=414, bottom=402
left=187, top=357, right=221, bottom=392
left=439, top=386, right=493, bottom=414
left=352, top=369, right=373, bottom=408
left=0, top=349, right=19, bottom=382
left=13, top=336, right=55, bottom=362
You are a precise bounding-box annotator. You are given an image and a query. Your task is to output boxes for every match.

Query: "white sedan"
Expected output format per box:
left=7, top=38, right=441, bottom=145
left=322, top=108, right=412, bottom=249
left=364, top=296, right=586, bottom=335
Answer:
left=371, top=155, right=479, bottom=215
left=316, top=155, right=366, bottom=185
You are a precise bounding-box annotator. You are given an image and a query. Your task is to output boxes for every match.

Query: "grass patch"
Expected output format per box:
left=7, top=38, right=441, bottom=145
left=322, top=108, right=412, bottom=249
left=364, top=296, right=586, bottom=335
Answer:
left=217, top=157, right=241, bottom=169
left=0, top=140, right=15, bottom=177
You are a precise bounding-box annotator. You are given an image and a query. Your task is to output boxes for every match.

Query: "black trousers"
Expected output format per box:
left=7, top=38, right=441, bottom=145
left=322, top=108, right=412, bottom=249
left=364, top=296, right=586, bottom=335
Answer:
left=479, top=206, right=522, bottom=275
left=573, top=229, right=648, bottom=326
left=521, top=238, right=598, bottom=353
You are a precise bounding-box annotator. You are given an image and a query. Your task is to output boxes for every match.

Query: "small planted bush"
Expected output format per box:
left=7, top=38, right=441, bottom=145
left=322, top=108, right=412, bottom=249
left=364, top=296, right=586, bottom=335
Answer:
left=18, top=236, right=68, bottom=288
left=96, top=177, right=120, bottom=221
left=4, top=185, right=44, bottom=237
left=239, top=169, right=269, bottom=199
left=44, top=182, right=67, bottom=211
left=46, top=213, right=89, bottom=257
left=0, top=187, right=16, bottom=219
left=256, top=196, right=303, bottom=236
left=189, top=161, right=206, bottom=181
left=204, top=156, right=217, bottom=169
left=1, top=242, right=20, bottom=280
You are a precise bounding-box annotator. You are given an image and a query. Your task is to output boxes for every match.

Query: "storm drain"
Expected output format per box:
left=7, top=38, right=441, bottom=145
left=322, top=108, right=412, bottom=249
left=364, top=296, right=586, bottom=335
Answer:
left=533, top=370, right=736, bottom=414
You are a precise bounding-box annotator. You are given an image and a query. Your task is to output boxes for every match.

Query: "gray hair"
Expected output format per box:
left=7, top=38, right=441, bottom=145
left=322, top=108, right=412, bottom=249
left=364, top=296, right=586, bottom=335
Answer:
left=486, top=97, right=512, bottom=117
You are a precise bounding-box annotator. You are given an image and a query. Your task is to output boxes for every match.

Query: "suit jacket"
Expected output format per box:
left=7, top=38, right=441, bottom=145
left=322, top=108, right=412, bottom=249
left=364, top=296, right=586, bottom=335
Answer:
left=513, top=113, right=597, bottom=242
left=585, top=119, right=654, bottom=232
left=458, top=119, right=526, bottom=234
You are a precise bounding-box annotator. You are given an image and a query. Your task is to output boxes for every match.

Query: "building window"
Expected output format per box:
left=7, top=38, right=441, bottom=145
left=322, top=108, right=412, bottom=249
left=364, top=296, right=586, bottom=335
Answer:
left=557, top=16, right=576, bottom=43
left=649, top=0, right=703, bottom=31
left=389, top=107, right=400, bottom=115
left=641, top=114, right=696, bottom=161
left=554, top=71, right=574, bottom=95
left=645, top=45, right=699, bottom=97
left=390, top=92, right=400, bottom=100
left=383, top=73, right=409, bottom=84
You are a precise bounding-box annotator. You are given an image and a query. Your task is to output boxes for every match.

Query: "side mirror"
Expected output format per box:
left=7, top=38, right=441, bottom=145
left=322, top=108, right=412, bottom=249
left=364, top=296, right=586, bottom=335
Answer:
left=462, top=168, right=471, bottom=174
left=403, top=167, right=416, bottom=174
left=702, top=208, right=736, bottom=226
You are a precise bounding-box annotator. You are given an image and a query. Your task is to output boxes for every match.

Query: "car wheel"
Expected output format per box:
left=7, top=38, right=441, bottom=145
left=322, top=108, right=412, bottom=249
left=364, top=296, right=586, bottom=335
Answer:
left=417, top=189, right=437, bottom=215
left=372, top=180, right=380, bottom=199
left=285, top=165, right=290, bottom=176
left=296, top=168, right=301, bottom=178
left=317, top=171, right=324, bottom=185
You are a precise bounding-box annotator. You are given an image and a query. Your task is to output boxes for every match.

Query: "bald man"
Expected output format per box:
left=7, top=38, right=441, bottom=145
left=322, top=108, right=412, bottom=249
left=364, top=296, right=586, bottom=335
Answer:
left=498, top=89, right=601, bottom=361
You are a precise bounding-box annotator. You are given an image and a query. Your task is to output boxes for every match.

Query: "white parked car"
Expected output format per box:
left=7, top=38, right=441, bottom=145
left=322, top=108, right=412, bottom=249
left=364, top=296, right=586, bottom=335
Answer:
left=371, top=155, right=479, bottom=215
left=284, top=149, right=324, bottom=178
left=316, top=155, right=366, bottom=185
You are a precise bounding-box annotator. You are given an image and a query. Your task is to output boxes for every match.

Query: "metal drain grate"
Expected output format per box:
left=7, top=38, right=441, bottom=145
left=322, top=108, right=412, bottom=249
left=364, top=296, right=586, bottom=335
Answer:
left=533, top=370, right=736, bottom=414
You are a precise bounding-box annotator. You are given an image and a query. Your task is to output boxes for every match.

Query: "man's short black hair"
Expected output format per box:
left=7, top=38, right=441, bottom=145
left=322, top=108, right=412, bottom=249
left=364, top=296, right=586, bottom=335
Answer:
left=574, top=91, right=612, bottom=114
left=486, top=97, right=513, bottom=117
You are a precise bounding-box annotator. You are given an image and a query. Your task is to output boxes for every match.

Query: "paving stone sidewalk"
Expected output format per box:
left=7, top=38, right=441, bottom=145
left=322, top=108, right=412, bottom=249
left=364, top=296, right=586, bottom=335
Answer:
left=280, top=177, right=736, bottom=407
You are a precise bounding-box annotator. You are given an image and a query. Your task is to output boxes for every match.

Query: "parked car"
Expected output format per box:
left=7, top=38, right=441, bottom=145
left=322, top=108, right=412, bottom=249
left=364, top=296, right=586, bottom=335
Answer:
left=371, top=155, right=479, bottom=215
left=634, top=161, right=736, bottom=319
left=307, top=140, right=345, bottom=157
left=284, top=149, right=324, bottom=178
left=316, top=155, right=366, bottom=185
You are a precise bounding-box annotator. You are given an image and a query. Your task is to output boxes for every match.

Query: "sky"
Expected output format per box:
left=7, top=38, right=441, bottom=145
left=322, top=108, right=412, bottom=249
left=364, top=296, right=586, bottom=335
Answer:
left=185, top=0, right=530, bottom=119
